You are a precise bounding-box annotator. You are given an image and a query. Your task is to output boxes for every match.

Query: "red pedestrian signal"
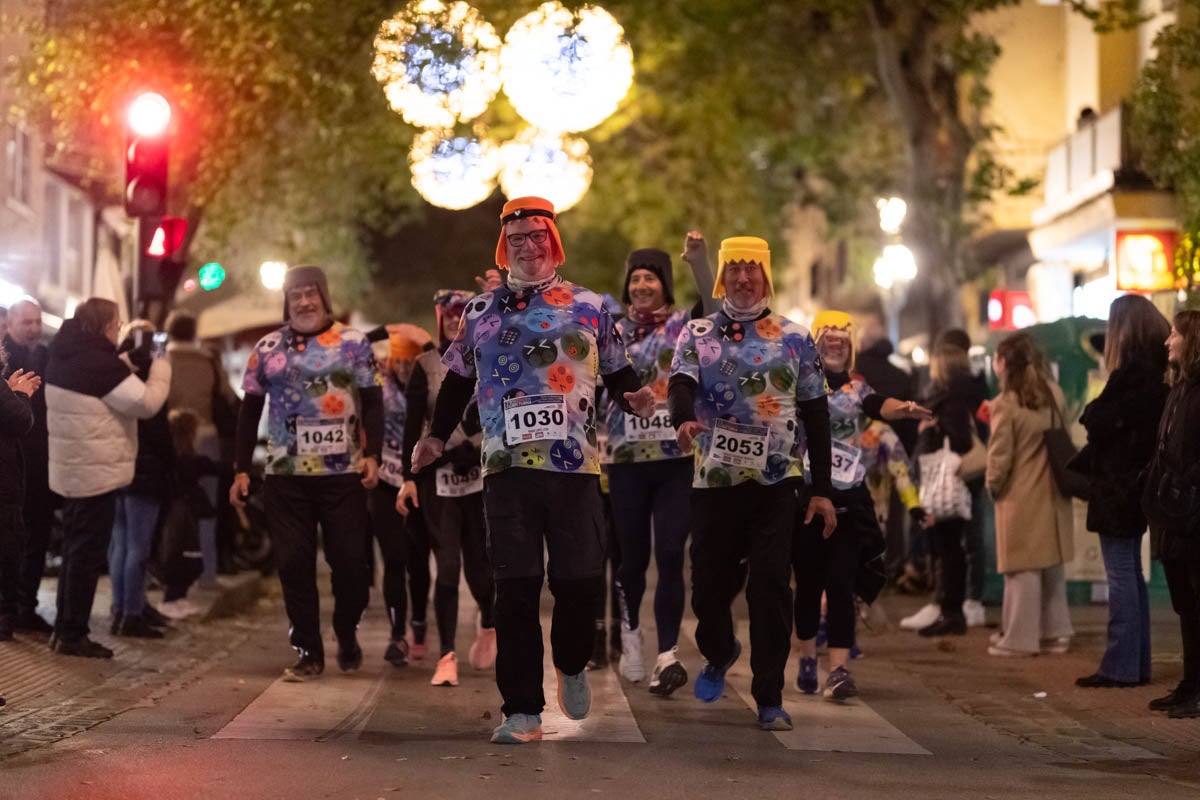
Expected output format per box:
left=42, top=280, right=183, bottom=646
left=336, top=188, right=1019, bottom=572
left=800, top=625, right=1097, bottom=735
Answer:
left=124, top=92, right=171, bottom=217
left=144, top=217, right=187, bottom=258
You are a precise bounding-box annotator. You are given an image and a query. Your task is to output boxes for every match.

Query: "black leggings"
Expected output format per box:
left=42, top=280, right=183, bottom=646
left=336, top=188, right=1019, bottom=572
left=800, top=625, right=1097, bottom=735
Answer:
left=1162, top=558, right=1200, bottom=690
left=406, top=502, right=431, bottom=628
left=421, top=478, right=495, bottom=656
left=793, top=486, right=874, bottom=649
left=610, top=459, right=692, bottom=652
left=370, top=482, right=409, bottom=642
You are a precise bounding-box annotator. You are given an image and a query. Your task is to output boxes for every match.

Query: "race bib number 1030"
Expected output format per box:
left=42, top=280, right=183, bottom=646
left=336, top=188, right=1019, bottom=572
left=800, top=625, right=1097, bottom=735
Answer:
left=503, top=394, right=569, bottom=445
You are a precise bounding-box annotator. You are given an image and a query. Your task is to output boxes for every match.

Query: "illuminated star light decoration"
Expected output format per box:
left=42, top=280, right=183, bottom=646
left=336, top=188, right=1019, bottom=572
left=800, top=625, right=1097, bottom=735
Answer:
left=499, top=128, right=593, bottom=213
left=409, top=129, right=501, bottom=210
left=372, top=0, right=503, bottom=129
left=500, top=2, right=634, bottom=134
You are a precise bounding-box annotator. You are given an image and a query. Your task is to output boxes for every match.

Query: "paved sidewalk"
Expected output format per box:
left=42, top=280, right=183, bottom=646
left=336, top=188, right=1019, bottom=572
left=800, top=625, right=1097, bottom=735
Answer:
left=872, top=592, right=1200, bottom=762
left=0, top=572, right=263, bottom=760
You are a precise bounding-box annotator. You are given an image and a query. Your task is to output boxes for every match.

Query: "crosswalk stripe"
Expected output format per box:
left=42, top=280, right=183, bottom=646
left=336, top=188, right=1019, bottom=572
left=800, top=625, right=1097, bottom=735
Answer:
left=538, top=654, right=646, bottom=743
left=723, top=663, right=932, bottom=755
left=682, top=628, right=931, bottom=755
left=212, top=624, right=392, bottom=741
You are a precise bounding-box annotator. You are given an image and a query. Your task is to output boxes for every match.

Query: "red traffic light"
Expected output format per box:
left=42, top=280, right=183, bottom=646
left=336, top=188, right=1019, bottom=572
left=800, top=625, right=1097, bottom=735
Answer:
left=124, top=92, right=171, bottom=217
left=127, top=92, right=171, bottom=138
left=145, top=217, right=188, bottom=259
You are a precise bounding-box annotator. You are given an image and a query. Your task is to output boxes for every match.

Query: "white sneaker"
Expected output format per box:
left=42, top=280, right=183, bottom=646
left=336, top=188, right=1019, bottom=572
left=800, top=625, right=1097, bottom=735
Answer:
left=962, top=600, right=986, bottom=628
left=618, top=626, right=645, bottom=682
left=159, top=599, right=201, bottom=620
left=899, top=603, right=940, bottom=631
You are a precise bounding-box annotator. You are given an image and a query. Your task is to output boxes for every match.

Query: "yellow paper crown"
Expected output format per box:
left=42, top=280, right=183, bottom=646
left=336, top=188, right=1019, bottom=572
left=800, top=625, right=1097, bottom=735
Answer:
left=713, top=236, right=772, bottom=299
left=811, top=309, right=855, bottom=371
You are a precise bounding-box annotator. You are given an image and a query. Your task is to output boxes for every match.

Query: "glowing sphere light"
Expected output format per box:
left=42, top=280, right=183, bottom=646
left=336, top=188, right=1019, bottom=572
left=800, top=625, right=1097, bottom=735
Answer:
left=410, top=130, right=501, bottom=210
left=127, top=92, right=171, bottom=137
left=372, top=0, right=502, bottom=129
left=500, top=2, right=634, bottom=134
left=499, top=128, right=592, bottom=212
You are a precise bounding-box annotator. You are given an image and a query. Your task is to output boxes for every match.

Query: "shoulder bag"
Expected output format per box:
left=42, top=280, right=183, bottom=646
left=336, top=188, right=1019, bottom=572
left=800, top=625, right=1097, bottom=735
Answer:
left=1043, top=400, right=1090, bottom=501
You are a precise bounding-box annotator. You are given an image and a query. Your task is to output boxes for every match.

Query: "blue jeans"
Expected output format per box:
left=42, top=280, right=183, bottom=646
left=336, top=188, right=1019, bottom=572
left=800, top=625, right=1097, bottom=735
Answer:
left=108, top=493, right=161, bottom=617
left=1098, top=534, right=1151, bottom=683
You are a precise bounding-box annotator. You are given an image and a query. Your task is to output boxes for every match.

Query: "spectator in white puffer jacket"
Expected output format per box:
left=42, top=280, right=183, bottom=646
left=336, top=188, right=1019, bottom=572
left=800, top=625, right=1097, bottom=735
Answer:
left=44, top=298, right=171, bottom=658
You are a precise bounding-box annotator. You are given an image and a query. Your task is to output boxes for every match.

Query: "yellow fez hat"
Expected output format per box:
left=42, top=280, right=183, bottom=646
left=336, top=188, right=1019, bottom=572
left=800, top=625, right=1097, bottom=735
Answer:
left=713, top=236, right=773, bottom=299
left=811, top=310, right=856, bottom=371
left=495, top=196, right=566, bottom=269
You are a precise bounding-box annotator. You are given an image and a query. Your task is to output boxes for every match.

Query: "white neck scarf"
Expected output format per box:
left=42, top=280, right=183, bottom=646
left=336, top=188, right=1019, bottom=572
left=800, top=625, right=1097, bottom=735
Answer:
left=506, top=271, right=562, bottom=294
left=722, top=297, right=770, bottom=322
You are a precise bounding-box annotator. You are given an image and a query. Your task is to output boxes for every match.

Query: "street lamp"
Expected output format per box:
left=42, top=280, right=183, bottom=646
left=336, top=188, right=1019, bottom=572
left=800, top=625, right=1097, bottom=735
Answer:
left=873, top=197, right=915, bottom=346
left=260, top=261, right=287, bottom=290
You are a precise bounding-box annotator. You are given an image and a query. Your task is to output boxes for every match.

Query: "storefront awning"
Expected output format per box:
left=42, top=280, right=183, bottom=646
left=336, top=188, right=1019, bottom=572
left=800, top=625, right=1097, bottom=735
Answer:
left=1028, top=190, right=1177, bottom=267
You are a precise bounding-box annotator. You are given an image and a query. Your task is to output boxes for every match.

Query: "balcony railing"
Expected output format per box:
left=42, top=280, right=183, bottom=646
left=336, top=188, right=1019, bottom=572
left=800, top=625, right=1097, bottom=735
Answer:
left=1035, top=104, right=1131, bottom=224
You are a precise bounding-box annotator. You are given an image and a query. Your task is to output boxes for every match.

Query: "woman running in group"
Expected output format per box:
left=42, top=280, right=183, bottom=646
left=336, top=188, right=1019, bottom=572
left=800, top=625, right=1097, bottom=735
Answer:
left=398, top=290, right=496, bottom=688
left=794, top=311, right=929, bottom=700
left=607, top=232, right=716, bottom=694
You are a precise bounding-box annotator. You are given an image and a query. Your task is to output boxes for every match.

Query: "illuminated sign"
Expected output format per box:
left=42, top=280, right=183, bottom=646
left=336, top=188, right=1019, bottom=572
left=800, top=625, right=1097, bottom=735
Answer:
left=1115, top=229, right=1177, bottom=292
left=988, top=289, right=1035, bottom=331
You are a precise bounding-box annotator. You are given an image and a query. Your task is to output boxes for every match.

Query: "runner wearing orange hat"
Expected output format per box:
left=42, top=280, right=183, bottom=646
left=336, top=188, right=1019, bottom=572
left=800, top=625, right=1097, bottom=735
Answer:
left=410, top=197, right=656, bottom=744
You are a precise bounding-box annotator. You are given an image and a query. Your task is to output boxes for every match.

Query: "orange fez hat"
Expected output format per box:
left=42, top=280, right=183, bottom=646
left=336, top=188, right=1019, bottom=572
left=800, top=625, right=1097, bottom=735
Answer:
left=494, top=196, right=566, bottom=269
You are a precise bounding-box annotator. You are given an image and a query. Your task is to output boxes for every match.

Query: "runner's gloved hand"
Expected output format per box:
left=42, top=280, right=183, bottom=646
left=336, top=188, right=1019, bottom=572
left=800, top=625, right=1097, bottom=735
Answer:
left=908, top=506, right=928, bottom=527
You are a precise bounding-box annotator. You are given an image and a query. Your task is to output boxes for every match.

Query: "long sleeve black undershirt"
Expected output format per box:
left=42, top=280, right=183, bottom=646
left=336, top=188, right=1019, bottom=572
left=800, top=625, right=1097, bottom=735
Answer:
left=402, top=362, right=430, bottom=477
left=430, top=369, right=476, bottom=443
left=800, top=395, right=833, bottom=496
left=359, top=386, right=384, bottom=461
left=668, top=375, right=833, bottom=496
left=234, top=392, right=266, bottom=472
left=602, top=365, right=643, bottom=414
left=234, top=387, right=383, bottom=471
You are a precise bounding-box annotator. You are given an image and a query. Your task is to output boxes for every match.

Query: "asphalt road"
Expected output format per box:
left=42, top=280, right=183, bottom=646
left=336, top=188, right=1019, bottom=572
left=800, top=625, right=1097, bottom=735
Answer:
left=2, top=572, right=1199, bottom=800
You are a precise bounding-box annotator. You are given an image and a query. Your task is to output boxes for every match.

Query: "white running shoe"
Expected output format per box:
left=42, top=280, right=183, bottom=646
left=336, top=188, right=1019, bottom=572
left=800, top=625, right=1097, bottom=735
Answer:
left=648, top=648, right=688, bottom=696
left=159, top=599, right=201, bottom=620
left=899, top=603, right=940, bottom=631
left=619, top=625, right=645, bottom=682
left=962, top=600, right=986, bottom=627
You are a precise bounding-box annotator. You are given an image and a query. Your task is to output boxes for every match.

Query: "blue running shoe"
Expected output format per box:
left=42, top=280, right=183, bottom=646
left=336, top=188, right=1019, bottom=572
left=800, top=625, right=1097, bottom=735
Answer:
left=694, top=640, right=742, bottom=703
left=490, top=713, right=543, bottom=744
left=757, top=705, right=793, bottom=731
left=796, top=657, right=819, bottom=694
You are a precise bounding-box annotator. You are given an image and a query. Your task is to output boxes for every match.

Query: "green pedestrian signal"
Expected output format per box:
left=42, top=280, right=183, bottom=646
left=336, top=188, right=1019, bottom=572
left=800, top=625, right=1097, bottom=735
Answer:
left=198, top=262, right=226, bottom=291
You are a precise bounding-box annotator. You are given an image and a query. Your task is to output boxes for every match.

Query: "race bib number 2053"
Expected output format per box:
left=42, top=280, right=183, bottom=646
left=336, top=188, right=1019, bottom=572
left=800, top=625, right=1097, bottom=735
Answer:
left=708, top=419, right=769, bottom=470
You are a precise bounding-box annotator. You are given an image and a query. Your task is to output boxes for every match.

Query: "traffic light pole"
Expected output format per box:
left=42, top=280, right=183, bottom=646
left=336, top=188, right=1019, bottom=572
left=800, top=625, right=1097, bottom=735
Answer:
left=132, top=216, right=142, bottom=319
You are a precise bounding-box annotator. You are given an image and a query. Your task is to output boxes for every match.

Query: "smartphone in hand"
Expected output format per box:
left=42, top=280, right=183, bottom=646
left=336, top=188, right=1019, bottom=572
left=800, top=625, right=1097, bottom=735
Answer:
left=152, top=332, right=168, bottom=358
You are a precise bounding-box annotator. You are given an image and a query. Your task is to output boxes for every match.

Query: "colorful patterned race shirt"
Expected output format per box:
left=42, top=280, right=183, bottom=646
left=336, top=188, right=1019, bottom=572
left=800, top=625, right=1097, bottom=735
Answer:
left=822, top=374, right=875, bottom=490
left=442, top=277, right=630, bottom=477
left=242, top=323, right=382, bottom=477
left=669, top=312, right=827, bottom=488
left=604, top=309, right=690, bottom=464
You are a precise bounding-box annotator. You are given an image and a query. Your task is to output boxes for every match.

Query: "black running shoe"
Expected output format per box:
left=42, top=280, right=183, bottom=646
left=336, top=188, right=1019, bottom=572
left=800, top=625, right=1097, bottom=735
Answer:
left=384, top=640, right=410, bottom=668
left=283, top=653, right=325, bottom=681
left=337, top=639, right=363, bottom=672
left=648, top=649, right=688, bottom=697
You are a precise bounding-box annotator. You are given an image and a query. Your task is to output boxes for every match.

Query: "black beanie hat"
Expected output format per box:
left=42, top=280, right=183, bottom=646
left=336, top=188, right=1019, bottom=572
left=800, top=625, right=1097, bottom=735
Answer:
left=622, top=248, right=675, bottom=307
left=282, top=265, right=333, bottom=322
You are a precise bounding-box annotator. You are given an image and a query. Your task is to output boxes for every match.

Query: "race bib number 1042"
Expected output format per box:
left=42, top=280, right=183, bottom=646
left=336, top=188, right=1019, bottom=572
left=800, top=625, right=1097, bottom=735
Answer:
left=296, top=417, right=349, bottom=456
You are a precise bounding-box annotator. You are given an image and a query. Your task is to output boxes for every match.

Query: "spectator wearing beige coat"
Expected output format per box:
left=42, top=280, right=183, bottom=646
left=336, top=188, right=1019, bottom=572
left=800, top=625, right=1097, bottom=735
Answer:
left=985, top=332, right=1074, bottom=657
